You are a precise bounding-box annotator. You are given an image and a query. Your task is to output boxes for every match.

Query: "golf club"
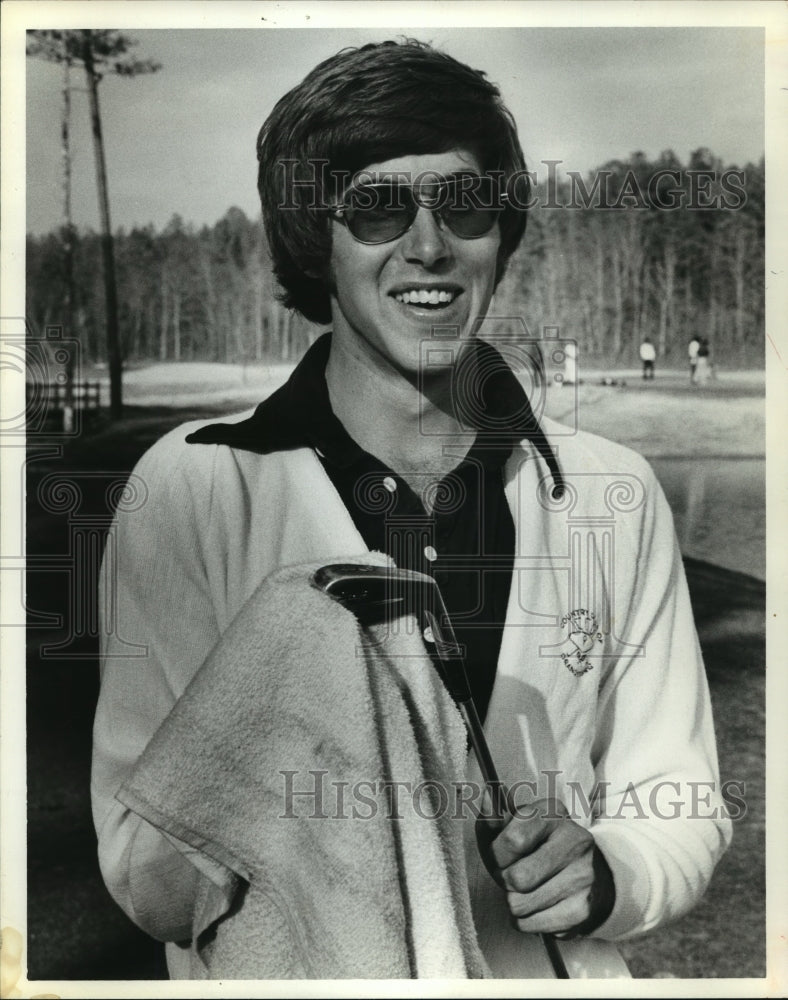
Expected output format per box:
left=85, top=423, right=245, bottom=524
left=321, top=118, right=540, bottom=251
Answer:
left=311, top=561, right=570, bottom=979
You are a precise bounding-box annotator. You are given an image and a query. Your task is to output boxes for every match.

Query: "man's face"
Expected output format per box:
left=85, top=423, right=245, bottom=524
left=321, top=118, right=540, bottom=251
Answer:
left=327, top=149, right=501, bottom=378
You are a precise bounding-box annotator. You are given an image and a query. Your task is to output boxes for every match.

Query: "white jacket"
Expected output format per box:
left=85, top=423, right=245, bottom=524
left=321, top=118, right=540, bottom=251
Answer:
left=92, top=409, right=731, bottom=978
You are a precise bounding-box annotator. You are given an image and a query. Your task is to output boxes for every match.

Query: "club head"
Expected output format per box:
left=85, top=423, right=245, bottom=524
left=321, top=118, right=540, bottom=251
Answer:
left=311, top=563, right=430, bottom=623
left=312, top=563, right=470, bottom=702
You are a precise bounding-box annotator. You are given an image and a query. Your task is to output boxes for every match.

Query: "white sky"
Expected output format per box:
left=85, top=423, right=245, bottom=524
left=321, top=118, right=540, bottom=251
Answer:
left=24, top=23, right=765, bottom=235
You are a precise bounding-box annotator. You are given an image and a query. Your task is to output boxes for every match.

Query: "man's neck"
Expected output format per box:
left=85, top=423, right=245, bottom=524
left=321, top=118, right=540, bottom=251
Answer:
left=325, top=335, right=476, bottom=484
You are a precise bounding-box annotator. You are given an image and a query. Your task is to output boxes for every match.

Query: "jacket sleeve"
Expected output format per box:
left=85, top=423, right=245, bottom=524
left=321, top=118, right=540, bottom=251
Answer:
left=588, top=459, right=732, bottom=940
left=91, top=431, right=235, bottom=942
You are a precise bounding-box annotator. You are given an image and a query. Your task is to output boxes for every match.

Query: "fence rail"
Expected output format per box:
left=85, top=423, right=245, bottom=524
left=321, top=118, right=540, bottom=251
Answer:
left=26, top=380, right=102, bottom=411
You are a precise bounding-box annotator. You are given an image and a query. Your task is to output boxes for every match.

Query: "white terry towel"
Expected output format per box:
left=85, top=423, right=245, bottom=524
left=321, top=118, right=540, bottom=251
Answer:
left=118, top=555, right=490, bottom=979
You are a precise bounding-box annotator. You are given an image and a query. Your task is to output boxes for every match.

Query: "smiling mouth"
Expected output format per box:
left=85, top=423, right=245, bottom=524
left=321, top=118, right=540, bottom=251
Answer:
left=392, top=288, right=462, bottom=309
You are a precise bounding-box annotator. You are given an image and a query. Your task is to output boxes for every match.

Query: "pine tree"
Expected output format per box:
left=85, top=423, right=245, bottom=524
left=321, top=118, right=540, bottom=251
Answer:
left=27, top=30, right=160, bottom=419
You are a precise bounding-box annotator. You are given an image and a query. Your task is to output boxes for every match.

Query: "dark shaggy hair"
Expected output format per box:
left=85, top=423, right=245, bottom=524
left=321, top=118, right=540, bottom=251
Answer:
left=257, top=39, right=529, bottom=324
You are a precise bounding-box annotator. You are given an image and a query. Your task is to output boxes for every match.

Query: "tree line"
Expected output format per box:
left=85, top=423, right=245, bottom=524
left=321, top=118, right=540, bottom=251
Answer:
left=26, top=149, right=764, bottom=370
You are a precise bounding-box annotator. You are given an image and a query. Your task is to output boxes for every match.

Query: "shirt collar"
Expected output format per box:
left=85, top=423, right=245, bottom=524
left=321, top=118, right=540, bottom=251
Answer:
left=186, top=331, right=565, bottom=496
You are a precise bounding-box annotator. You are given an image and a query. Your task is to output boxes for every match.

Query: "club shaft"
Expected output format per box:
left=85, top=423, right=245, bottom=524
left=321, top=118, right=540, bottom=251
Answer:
left=458, top=700, right=508, bottom=819
left=456, top=702, right=570, bottom=979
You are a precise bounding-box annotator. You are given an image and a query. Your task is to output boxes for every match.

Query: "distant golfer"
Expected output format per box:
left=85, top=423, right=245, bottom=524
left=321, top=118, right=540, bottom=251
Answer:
left=695, top=337, right=712, bottom=386
left=92, top=39, right=731, bottom=981
left=639, top=337, right=656, bottom=380
left=688, top=336, right=700, bottom=383
left=563, top=340, right=578, bottom=385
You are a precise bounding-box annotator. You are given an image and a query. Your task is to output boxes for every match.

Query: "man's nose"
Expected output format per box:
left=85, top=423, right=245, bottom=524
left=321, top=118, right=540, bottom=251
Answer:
left=401, top=207, right=452, bottom=268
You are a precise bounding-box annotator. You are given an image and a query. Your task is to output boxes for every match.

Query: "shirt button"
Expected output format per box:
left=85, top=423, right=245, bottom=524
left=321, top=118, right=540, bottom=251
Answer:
left=383, top=476, right=397, bottom=493
left=424, top=545, right=438, bottom=562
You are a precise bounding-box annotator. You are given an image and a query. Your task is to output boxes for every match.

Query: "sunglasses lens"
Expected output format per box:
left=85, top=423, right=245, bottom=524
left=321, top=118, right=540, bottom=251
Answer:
left=442, top=176, right=503, bottom=238
left=444, top=205, right=500, bottom=238
left=343, top=184, right=415, bottom=244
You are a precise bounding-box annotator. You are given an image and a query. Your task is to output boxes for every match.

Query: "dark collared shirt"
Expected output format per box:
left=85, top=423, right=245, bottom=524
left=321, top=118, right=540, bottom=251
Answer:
left=187, top=333, right=564, bottom=723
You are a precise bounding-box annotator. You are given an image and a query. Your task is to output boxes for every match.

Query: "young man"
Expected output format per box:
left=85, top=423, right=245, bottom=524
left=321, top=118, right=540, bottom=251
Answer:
left=92, top=40, right=731, bottom=980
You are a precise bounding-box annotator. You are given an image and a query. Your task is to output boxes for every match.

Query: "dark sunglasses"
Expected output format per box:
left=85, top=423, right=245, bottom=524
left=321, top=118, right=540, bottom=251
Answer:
left=329, top=174, right=507, bottom=245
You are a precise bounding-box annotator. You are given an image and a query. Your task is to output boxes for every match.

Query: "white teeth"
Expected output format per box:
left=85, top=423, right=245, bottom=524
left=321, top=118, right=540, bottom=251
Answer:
left=394, top=289, right=457, bottom=305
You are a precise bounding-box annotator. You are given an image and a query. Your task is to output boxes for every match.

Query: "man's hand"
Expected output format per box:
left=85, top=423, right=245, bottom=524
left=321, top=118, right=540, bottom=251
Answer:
left=476, top=797, right=616, bottom=936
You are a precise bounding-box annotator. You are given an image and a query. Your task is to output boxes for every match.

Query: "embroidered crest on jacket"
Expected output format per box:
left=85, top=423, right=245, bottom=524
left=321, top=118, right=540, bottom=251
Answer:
left=559, top=608, right=602, bottom=676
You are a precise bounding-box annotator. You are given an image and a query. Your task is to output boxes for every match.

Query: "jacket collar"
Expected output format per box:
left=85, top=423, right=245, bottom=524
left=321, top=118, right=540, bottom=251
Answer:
left=186, top=332, right=565, bottom=497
